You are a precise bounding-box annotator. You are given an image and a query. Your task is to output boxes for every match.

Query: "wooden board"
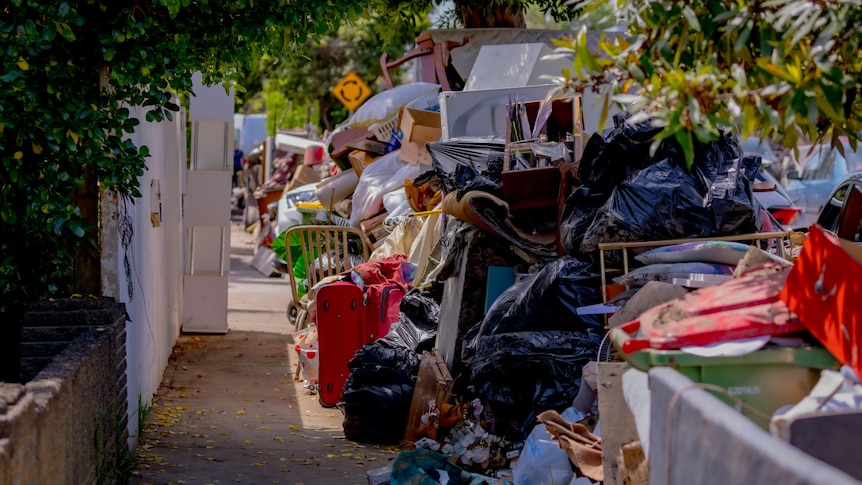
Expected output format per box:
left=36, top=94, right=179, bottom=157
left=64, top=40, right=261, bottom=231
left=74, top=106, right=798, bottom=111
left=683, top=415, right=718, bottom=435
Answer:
left=597, top=362, right=640, bottom=485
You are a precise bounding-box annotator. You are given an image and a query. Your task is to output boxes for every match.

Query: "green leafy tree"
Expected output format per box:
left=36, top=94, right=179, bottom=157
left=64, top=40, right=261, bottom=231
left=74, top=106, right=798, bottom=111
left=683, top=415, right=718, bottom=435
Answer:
left=0, top=0, right=368, bottom=312
left=559, top=0, right=862, bottom=165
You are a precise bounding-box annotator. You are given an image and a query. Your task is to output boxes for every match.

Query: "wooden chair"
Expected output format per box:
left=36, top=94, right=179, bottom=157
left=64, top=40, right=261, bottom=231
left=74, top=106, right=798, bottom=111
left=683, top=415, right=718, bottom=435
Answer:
left=380, top=31, right=468, bottom=91
left=283, top=225, right=371, bottom=331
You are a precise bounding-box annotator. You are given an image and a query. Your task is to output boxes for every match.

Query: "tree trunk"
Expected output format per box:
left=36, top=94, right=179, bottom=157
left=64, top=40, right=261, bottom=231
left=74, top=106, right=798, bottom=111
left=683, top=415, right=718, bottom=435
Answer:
left=71, top=166, right=101, bottom=296
left=454, top=0, right=526, bottom=28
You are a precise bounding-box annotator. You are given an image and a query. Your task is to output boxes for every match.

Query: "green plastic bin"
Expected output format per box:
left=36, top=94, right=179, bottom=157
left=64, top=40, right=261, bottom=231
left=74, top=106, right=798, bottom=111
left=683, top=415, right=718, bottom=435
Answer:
left=612, top=327, right=838, bottom=426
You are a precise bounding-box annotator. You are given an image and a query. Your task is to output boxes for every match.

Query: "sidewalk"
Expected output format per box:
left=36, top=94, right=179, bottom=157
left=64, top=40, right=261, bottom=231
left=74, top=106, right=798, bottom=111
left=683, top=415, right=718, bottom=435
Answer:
left=129, top=214, right=399, bottom=485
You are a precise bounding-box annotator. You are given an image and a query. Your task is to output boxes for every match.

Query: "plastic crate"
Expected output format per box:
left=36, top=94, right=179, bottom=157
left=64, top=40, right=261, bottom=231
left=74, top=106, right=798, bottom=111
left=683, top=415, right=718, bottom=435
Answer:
left=612, top=325, right=837, bottom=425
left=368, top=116, right=397, bottom=142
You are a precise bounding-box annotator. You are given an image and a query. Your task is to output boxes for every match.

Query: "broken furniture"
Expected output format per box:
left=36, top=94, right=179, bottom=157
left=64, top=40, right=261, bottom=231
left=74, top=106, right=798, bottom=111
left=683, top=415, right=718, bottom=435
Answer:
left=283, top=225, right=370, bottom=331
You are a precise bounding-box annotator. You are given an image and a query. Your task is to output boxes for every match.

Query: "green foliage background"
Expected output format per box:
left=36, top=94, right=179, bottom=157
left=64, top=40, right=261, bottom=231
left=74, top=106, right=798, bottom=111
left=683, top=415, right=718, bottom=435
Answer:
left=560, top=0, right=862, bottom=165
left=0, top=0, right=369, bottom=311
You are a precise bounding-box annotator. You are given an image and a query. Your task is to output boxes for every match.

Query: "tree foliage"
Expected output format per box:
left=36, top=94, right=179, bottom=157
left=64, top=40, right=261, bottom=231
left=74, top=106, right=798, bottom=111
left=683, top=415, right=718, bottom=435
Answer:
left=0, top=0, right=367, bottom=310
left=256, top=15, right=430, bottom=133
left=559, top=0, right=862, bottom=165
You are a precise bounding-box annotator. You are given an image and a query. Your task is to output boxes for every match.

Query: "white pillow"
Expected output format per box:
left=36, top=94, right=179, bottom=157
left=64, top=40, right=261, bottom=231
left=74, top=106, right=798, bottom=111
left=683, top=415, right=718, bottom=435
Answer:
left=345, top=82, right=440, bottom=129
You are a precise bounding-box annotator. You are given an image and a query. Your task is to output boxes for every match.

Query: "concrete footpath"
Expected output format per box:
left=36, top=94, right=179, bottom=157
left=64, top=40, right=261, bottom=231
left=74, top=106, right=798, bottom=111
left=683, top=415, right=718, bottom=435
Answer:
left=129, top=214, right=399, bottom=485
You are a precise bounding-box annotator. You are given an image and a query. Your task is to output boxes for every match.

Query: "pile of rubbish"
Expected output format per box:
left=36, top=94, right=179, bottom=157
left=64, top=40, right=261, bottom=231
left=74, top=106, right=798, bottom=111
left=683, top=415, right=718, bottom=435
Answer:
left=247, top=64, right=859, bottom=483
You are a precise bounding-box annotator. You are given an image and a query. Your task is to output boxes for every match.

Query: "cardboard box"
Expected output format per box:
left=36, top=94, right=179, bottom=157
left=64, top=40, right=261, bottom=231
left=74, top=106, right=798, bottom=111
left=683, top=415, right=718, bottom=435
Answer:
left=399, top=107, right=441, bottom=165
left=285, top=164, right=320, bottom=191
left=348, top=150, right=378, bottom=177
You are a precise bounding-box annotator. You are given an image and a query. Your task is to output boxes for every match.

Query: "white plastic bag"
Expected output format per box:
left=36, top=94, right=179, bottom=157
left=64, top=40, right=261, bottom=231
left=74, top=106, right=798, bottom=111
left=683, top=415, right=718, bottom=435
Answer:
left=294, top=327, right=319, bottom=389
left=349, top=151, right=423, bottom=226
left=383, top=189, right=408, bottom=214
left=512, top=407, right=585, bottom=485
left=344, top=82, right=440, bottom=129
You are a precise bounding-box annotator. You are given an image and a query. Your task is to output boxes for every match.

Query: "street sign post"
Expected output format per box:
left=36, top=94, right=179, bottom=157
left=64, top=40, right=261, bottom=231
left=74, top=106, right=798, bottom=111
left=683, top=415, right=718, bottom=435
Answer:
left=332, top=72, right=371, bottom=111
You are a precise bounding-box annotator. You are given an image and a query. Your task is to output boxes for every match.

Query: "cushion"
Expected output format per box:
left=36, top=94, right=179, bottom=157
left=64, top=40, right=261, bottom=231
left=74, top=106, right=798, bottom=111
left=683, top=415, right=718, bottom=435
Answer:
left=613, top=262, right=735, bottom=286
left=635, top=240, right=751, bottom=266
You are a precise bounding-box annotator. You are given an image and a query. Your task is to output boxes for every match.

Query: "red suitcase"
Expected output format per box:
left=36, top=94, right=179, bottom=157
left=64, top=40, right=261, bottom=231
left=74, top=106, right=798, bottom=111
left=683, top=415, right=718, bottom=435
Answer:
left=364, top=284, right=406, bottom=341
left=315, top=281, right=365, bottom=407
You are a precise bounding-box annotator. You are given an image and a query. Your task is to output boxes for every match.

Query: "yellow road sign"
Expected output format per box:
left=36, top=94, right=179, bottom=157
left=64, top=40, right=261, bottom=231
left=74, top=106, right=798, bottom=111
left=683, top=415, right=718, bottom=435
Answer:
left=332, top=72, right=371, bottom=111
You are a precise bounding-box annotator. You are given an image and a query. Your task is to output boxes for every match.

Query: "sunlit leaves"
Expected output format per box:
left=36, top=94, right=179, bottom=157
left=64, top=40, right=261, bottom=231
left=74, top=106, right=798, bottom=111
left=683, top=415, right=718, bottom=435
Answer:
left=54, top=21, right=75, bottom=41
left=558, top=0, right=862, bottom=167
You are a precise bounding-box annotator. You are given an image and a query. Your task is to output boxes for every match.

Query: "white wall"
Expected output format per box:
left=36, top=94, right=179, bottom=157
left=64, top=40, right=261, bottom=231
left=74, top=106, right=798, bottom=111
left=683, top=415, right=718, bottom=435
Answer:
left=101, top=101, right=186, bottom=445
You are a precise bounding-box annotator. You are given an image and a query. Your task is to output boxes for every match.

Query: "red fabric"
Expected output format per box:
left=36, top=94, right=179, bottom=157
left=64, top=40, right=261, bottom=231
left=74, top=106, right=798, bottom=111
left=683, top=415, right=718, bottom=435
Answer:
left=351, top=254, right=409, bottom=288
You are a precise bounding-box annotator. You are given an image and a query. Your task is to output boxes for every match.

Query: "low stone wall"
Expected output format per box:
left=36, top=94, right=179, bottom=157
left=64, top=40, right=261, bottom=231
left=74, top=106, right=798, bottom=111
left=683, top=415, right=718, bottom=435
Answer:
left=0, top=298, right=128, bottom=485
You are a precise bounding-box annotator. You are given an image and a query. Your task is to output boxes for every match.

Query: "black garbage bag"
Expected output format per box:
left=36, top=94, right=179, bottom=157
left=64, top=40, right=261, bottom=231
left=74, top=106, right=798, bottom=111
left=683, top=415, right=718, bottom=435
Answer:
left=578, top=113, right=671, bottom=195
left=706, top=153, right=763, bottom=234
left=581, top=152, right=764, bottom=258
left=462, top=257, right=603, bottom=367
left=461, top=257, right=604, bottom=440
left=484, top=257, right=602, bottom=335
left=581, top=156, right=713, bottom=254
left=470, top=329, right=604, bottom=441
left=380, top=289, right=441, bottom=352
left=559, top=186, right=604, bottom=257
left=339, top=343, right=420, bottom=445
left=426, top=138, right=506, bottom=198
left=576, top=113, right=764, bottom=260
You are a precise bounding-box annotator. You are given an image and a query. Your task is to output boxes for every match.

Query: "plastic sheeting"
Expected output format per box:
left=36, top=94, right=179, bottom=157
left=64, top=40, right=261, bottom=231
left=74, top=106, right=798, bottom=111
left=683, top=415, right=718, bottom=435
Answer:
left=426, top=138, right=506, bottom=198
left=339, top=343, right=420, bottom=445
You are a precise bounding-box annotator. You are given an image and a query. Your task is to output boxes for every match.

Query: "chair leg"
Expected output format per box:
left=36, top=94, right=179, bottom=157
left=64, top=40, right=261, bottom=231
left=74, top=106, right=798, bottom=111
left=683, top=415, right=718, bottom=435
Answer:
left=295, top=308, right=308, bottom=331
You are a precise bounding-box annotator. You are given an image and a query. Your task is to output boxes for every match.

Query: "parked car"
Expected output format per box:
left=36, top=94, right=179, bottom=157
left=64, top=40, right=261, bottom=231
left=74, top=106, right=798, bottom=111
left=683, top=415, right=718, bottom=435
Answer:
left=785, top=141, right=862, bottom=227
left=753, top=169, right=804, bottom=228
left=815, top=171, right=862, bottom=243
left=741, top=137, right=796, bottom=183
